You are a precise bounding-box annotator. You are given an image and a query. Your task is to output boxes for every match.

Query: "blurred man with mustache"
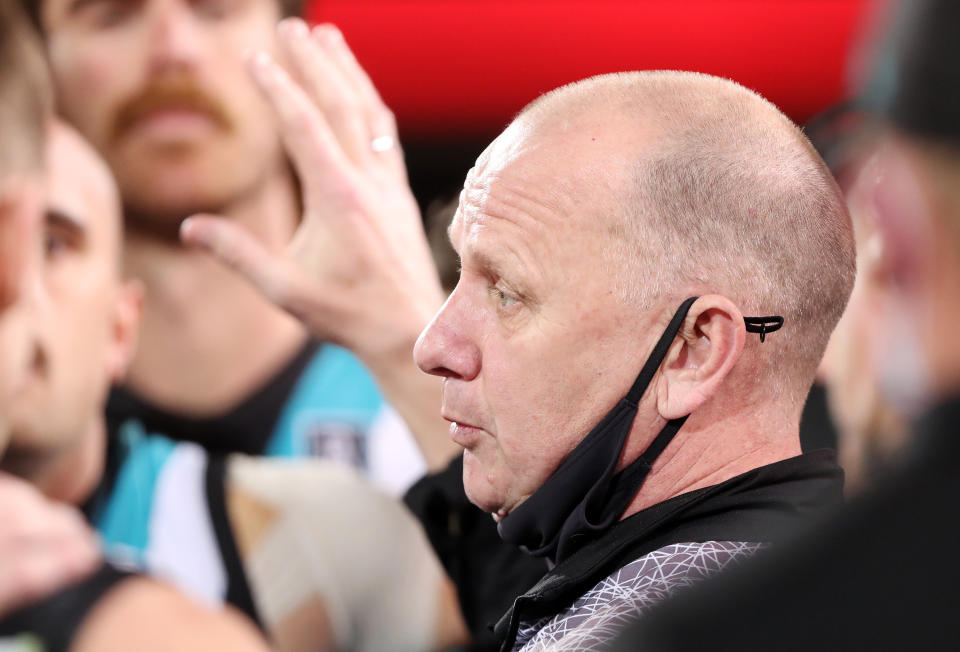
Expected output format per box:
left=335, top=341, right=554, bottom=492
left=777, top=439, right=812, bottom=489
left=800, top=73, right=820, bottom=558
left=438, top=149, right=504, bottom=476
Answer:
left=23, top=0, right=455, bottom=487
left=110, top=74, right=234, bottom=150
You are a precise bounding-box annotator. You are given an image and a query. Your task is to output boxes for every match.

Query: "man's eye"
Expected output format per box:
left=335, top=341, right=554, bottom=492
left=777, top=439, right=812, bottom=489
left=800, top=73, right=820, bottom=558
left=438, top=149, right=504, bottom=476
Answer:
left=44, top=232, right=71, bottom=260
left=43, top=221, right=84, bottom=261
left=194, top=0, right=241, bottom=20
left=490, top=286, right=518, bottom=309
left=71, top=0, right=135, bottom=28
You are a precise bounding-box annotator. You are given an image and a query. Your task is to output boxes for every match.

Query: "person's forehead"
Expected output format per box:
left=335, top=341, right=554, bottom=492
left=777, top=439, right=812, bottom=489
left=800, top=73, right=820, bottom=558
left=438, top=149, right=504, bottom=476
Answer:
left=47, top=125, right=118, bottom=241
left=451, top=117, right=632, bottom=249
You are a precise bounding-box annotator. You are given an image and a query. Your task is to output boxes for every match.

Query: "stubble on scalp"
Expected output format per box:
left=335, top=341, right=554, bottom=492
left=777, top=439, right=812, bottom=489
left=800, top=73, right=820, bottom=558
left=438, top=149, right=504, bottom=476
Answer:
left=515, top=71, right=857, bottom=400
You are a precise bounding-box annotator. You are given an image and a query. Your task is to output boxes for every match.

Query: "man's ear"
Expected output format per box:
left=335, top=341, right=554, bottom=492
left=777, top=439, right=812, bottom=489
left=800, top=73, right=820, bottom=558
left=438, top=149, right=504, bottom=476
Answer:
left=656, top=294, right=745, bottom=419
left=106, top=279, right=143, bottom=383
left=869, top=138, right=935, bottom=293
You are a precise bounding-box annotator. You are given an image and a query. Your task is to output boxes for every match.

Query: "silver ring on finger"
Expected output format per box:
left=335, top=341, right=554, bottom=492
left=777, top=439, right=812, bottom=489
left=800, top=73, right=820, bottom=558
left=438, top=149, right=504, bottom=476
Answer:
left=369, top=135, right=395, bottom=153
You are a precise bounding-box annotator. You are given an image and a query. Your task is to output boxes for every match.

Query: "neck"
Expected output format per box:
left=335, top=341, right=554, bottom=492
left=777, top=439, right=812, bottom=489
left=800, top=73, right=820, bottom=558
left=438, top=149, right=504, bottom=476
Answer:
left=620, top=400, right=801, bottom=519
left=123, top=166, right=308, bottom=415
left=4, top=417, right=107, bottom=507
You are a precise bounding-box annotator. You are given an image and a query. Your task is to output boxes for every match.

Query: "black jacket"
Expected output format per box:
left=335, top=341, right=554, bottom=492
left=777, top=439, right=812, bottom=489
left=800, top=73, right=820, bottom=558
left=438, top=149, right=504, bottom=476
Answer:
left=610, top=399, right=960, bottom=652
left=408, top=450, right=843, bottom=651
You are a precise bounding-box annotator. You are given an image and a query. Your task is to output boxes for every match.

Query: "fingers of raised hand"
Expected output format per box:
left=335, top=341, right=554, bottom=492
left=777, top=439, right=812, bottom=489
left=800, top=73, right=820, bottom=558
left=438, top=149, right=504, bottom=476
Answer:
left=275, top=19, right=370, bottom=167
left=180, top=216, right=294, bottom=310
left=247, top=49, right=351, bottom=206
left=312, top=24, right=402, bottom=163
left=274, top=19, right=404, bottom=177
left=319, top=26, right=406, bottom=179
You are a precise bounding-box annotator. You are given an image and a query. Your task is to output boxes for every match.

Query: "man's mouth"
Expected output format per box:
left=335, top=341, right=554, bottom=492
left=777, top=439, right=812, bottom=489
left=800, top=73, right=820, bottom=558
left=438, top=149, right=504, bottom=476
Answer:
left=122, top=106, right=221, bottom=139
left=443, top=413, right=484, bottom=447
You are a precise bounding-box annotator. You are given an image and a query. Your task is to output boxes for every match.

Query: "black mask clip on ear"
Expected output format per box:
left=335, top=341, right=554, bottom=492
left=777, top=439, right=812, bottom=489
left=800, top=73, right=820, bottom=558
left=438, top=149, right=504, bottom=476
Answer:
left=743, top=316, right=784, bottom=343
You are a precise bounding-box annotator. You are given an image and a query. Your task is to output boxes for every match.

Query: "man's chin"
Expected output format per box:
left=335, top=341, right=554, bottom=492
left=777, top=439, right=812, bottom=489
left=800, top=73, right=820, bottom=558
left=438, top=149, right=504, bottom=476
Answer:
left=114, top=153, right=251, bottom=216
left=121, top=180, right=237, bottom=236
left=461, top=449, right=509, bottom=517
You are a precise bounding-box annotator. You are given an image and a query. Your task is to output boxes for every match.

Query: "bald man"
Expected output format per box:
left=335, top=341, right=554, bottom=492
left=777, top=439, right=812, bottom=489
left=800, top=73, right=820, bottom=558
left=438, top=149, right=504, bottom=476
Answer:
left=182, top=34, right=855, bottom=649
left=608, top=1, right=960, bottom=649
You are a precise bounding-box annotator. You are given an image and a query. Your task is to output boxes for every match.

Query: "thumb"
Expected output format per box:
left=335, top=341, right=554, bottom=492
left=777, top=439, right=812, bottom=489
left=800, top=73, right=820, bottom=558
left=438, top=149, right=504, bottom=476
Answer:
left=180, top=215, right=291, bottom=305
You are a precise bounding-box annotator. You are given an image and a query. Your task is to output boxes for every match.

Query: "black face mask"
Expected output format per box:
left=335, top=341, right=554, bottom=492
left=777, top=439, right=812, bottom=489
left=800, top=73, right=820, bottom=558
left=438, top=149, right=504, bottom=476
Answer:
left=496, top=297, right=783, bottom=563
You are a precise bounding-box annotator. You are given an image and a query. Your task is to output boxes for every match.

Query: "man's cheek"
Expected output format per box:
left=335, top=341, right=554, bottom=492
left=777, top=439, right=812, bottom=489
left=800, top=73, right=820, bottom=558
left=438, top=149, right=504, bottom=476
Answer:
left=0, top=310, right=31, bottom=409
left=56, top=53, right=130, bottom=137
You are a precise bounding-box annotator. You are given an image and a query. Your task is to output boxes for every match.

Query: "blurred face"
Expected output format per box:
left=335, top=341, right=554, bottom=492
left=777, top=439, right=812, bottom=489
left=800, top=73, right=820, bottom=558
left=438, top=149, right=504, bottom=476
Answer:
left=820, top=140, right=917, bottom=481
left=42, top=0, right=285, bottom=226
left=414, top=119, right=662, bottom=516
left=8, top=123, right=137, bottom=457
left=820, top=155, right=888, bottom=440
left=0, top=173, right=45, bottom=452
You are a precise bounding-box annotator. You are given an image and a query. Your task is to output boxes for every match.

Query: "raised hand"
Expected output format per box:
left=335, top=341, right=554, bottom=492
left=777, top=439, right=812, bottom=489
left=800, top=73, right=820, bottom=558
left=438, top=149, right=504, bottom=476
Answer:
left=180, top=20, right=457, bottom=469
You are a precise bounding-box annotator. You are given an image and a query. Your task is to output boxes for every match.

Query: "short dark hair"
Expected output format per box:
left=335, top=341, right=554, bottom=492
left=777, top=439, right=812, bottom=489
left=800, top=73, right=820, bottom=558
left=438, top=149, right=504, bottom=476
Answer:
left=20, top=0, right=304, bottom=36
left=0, top=1, right=50, bottom=175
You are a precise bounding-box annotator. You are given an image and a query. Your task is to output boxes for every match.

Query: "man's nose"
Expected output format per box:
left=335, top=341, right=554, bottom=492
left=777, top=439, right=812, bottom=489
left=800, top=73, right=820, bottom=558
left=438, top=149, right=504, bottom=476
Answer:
left=414, top=293, right=481, bottom=381
left=147, top=2, right=204, bottom=73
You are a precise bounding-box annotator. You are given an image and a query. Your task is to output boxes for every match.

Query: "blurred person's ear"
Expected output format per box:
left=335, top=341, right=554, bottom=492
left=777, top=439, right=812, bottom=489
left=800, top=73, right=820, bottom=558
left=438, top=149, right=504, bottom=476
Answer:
left=869, top=140, right=937, bottom=292
left=106, top=279, right=143, bottom=383
left=657, top=295, right=746, bottom=419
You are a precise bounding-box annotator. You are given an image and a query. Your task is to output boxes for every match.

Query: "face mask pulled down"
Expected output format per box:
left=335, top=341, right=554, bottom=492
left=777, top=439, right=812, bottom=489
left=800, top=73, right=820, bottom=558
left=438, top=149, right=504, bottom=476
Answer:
left=497, top=297, right=782, bottom=563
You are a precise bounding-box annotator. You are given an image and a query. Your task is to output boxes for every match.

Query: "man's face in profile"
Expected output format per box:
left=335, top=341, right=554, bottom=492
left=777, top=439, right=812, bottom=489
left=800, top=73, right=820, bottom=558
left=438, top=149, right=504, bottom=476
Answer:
left=41, top=0, right=286, bottom=223
left=9, top=123, right=134, bottom=456
left=415, top=117, right=660, bottom=518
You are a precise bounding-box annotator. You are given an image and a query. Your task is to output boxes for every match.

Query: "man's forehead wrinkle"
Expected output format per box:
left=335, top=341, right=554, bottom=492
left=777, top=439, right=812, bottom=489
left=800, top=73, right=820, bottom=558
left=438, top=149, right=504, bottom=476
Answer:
left=461, top=220, right=547, bottom=295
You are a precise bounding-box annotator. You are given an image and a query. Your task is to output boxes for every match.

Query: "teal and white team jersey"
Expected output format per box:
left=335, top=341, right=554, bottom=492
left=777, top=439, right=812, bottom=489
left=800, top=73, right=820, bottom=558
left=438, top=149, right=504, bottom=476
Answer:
left=106, top=342, right=426, bottom=496
left=85, top=421, right=256, bottom=616
left=263, top=344, right=426, bottom=494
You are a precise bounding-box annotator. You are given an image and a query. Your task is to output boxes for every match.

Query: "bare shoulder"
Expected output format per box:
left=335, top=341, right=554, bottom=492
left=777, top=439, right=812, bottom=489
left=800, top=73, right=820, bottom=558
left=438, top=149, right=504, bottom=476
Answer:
left=71, top=577, right=268, bottom=652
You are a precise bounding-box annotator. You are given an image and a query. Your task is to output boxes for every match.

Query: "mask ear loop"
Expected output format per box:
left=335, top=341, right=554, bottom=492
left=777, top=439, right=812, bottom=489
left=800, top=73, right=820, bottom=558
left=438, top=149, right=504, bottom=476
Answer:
left=744, top=316, right=784, bottom=343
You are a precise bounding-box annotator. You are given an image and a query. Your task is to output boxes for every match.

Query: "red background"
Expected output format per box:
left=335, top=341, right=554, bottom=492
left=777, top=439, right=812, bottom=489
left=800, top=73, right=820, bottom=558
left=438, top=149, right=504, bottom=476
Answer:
left=305, top=0, right=875, bottom=138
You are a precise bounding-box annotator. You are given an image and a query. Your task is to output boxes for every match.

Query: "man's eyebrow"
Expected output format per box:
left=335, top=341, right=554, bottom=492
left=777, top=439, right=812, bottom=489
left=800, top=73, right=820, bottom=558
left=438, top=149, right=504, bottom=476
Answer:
left=46, top=207, right=87, bottom=235
left=67, top=0, right=103, bottom=13
left=469, top=246, right=510, bottom=281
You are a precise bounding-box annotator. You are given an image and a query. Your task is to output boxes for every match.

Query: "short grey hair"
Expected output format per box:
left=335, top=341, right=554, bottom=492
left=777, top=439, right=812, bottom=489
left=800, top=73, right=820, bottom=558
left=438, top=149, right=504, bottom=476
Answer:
left=520, top=71, right=856, bottom=393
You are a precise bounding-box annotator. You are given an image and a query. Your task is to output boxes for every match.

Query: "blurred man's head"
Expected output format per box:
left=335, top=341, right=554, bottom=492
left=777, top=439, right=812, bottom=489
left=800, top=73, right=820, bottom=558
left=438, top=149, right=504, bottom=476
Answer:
left=0, top=1, right=51, bottom=452
left=1, top=121, right=142, bottom=503
left=819, top=0, right=960, bottom=472
left=415, top=71, right=855, bottom=516
left=27, top=0, right=302, bottom=234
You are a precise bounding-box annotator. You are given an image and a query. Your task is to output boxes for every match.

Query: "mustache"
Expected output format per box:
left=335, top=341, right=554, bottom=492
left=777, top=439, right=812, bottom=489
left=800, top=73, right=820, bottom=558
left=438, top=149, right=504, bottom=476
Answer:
left=111, top=76, right=234, bottom=142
